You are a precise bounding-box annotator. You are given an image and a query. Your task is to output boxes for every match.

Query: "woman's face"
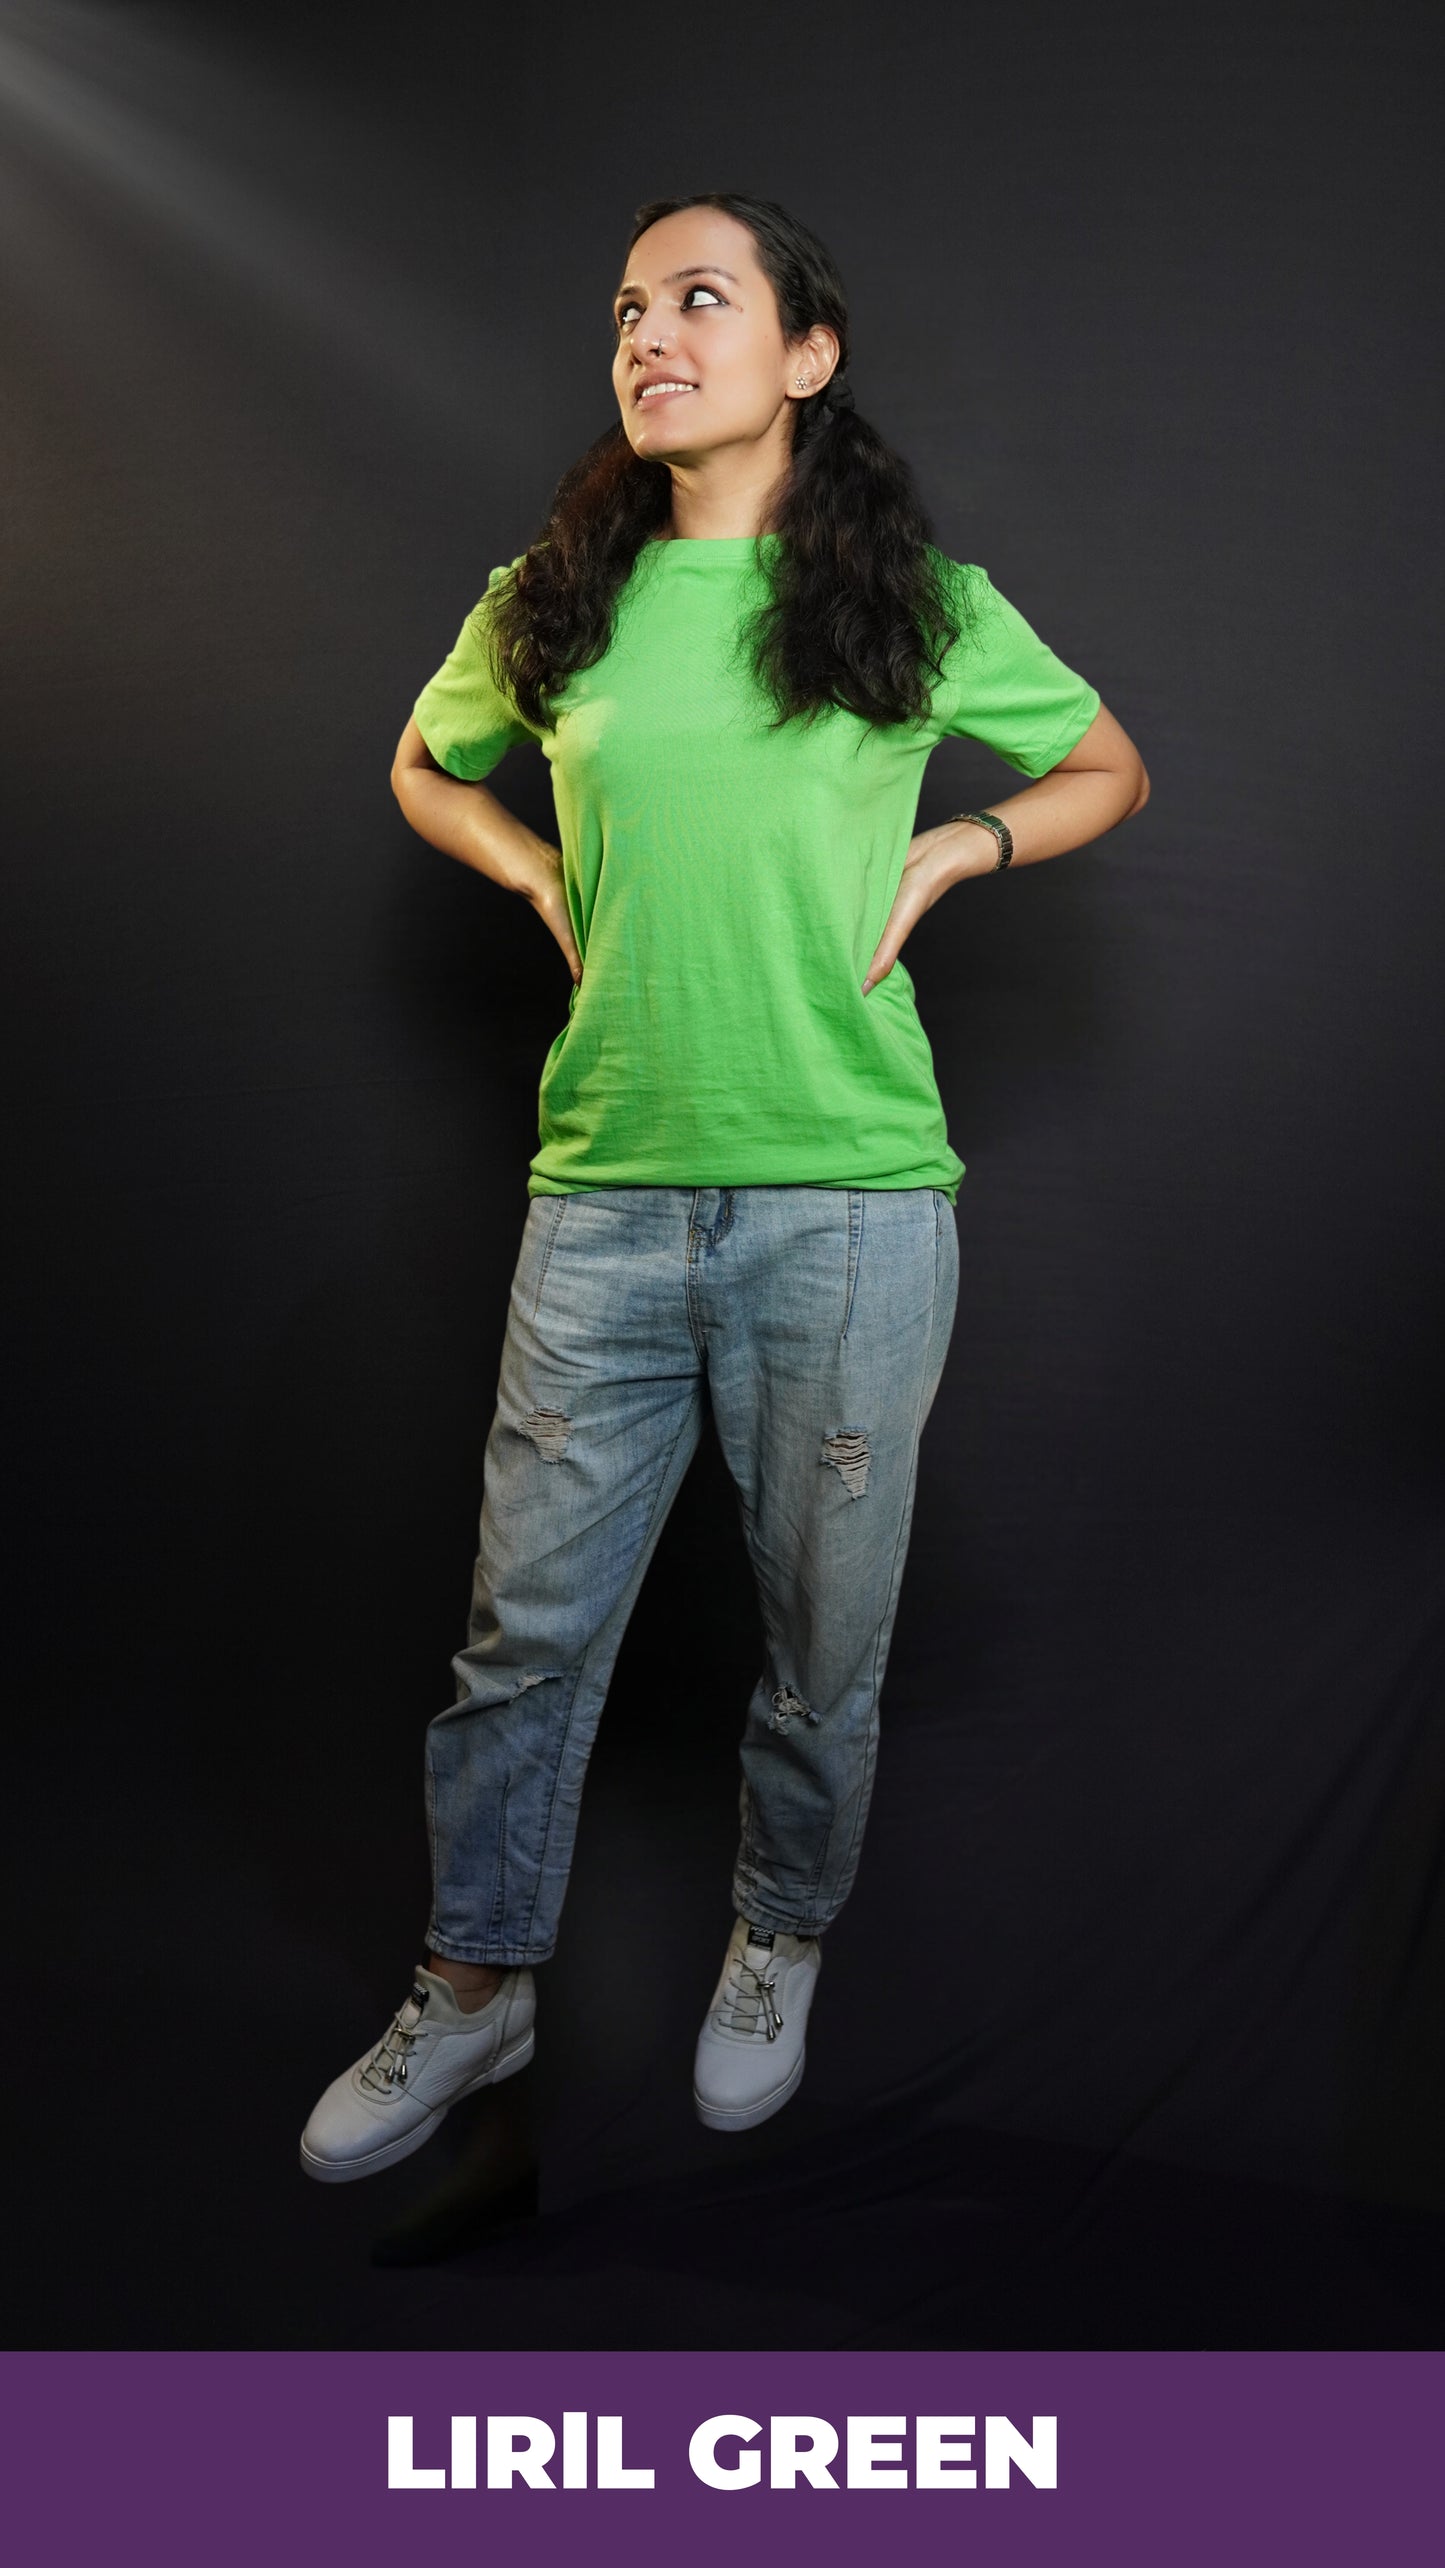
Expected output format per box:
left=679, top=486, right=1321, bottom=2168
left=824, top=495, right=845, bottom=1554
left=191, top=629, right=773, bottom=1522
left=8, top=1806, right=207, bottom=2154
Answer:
left=611, top=206, right=833, bottom=463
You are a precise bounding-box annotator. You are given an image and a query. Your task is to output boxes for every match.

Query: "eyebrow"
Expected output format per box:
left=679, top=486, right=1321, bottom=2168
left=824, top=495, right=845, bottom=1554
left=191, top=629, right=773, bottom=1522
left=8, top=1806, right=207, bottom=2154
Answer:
left=612, top=265, right=740, bottom=304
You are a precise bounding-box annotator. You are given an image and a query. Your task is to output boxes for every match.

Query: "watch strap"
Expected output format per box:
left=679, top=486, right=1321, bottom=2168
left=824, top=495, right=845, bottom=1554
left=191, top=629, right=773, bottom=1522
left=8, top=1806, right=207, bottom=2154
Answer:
left=948, top=809, right=1014, bottom=870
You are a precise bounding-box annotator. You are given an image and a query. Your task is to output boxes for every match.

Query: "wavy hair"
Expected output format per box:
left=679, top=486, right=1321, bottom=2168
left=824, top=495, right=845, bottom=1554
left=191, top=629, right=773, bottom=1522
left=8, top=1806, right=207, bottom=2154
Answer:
left=485, top=192, right=969, bottom=732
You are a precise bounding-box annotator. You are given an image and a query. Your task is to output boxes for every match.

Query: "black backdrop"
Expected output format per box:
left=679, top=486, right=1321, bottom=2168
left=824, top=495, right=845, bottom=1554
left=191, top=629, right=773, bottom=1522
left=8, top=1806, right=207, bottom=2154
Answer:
left=4, top=0, right=1444, bottom=2349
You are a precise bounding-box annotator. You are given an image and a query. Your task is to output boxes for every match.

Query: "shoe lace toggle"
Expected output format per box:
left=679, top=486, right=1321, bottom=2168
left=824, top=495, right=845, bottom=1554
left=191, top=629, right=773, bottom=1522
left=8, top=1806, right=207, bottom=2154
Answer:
left=721, top=1953, right=784, bottom=2042
left=360, top=1981, right=430, bottom=2095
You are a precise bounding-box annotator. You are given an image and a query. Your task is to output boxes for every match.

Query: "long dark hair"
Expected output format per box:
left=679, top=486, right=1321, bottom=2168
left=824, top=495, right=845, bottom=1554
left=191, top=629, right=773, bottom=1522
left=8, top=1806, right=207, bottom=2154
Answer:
left=486, top=192, right=968, bottom=732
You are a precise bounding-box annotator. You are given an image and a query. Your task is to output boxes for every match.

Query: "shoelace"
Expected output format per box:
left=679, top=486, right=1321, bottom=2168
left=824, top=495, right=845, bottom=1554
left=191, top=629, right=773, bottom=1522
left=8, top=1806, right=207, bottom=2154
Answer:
left=719, top=1951, right=785, bottom=2042
left=359, top=1984, right=429, bottom=2095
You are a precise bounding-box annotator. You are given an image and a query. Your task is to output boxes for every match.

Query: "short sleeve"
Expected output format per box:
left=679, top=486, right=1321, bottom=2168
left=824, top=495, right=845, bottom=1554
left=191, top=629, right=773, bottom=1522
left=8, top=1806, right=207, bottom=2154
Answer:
left=411, top=557, right=538, bottom=780
left=929, top=559, right=1101, bottom=777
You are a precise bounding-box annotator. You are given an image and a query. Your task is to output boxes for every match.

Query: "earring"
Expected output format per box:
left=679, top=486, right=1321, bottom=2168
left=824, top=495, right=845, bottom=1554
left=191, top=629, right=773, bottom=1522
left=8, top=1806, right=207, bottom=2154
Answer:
left=795, top=375, right=810, bottom=390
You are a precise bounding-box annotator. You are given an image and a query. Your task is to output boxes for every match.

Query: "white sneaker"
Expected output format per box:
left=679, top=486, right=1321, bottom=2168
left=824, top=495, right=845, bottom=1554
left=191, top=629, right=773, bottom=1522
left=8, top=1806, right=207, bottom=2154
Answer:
left=299, top=1965, right=535, bottom=2184
left=693, top=1918, right=821, bottom=2132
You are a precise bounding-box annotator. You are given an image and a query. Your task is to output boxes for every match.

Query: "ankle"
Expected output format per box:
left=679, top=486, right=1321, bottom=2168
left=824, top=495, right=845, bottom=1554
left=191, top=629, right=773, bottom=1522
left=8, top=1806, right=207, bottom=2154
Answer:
left=428, top=1954, right=505, bottom=2012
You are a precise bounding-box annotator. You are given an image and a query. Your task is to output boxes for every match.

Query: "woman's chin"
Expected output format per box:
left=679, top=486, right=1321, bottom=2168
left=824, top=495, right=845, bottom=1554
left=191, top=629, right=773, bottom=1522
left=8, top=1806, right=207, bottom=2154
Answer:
left=629, top=425, right=703, bottom=463
left=626, top=400, right=716, bottom=459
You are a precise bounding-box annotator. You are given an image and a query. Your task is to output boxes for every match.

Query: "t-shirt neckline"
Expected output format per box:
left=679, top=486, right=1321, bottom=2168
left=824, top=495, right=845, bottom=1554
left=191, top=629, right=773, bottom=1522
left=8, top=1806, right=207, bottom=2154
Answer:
left=643, top=532, right=783, bottom=561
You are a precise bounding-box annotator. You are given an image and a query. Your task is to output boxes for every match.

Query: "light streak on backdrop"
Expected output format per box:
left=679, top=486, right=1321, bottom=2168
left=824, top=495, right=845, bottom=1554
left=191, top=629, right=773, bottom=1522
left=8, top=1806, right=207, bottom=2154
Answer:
left=0, top=0, right=520, bottom=438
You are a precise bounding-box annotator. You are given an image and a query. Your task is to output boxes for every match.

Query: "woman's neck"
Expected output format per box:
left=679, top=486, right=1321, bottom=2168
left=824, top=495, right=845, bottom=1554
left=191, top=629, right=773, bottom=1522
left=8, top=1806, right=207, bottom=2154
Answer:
left=664, top=445, right=789, bottom=541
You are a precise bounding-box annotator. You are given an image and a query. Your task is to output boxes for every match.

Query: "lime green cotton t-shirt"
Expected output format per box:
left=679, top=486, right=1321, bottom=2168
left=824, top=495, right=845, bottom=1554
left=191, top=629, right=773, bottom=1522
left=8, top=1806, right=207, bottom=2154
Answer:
left=412, top=538, right=1100, bottom=1203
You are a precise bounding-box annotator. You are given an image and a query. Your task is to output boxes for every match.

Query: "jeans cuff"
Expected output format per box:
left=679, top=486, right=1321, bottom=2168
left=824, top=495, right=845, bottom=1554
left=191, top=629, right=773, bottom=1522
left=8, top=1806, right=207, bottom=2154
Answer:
left=425, top=1930, right=553, bottom=1968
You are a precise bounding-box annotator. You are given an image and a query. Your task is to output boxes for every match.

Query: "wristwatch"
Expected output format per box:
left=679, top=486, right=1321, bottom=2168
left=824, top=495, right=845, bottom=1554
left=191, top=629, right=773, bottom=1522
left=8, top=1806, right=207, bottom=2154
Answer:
left=947, top=809, right=1014, bottom=870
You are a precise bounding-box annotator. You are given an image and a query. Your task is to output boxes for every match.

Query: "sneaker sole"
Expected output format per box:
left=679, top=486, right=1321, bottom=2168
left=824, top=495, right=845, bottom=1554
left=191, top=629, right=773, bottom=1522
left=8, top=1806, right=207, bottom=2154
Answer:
left=692, top=2042, right=806, bottom=2133
left=299, top=2025, right=536, bottom=2185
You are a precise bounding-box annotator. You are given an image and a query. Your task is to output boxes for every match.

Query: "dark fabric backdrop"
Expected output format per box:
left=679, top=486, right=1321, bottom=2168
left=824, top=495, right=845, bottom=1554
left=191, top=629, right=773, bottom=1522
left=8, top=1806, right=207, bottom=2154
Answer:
left=3, top=0, right=1443, bottom=2347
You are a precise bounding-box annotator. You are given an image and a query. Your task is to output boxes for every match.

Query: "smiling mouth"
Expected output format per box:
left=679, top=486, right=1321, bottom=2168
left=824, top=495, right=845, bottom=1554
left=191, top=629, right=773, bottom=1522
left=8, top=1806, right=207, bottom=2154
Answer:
left=635, top=380, right=698, bottom=403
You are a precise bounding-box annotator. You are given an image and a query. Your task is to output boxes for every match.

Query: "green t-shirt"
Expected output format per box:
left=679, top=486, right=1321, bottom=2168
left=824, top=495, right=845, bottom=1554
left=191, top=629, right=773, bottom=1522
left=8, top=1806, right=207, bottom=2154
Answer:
left=412, top=538, right=1100, bottom=1202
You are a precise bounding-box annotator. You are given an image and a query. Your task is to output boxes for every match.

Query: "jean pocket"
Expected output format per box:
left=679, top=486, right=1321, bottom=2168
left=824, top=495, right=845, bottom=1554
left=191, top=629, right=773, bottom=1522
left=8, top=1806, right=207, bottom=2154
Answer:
left=932, top=1187, right=960, bottom=1314
left=841, top=1189, right=865, bottom=1341
left=525, top=1194, right=569, bottom=1319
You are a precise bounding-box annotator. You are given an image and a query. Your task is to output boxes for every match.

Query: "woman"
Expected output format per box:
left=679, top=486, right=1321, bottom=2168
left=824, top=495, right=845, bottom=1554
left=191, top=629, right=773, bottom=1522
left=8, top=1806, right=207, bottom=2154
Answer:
left=300, top=191, right=1148, bottom=2183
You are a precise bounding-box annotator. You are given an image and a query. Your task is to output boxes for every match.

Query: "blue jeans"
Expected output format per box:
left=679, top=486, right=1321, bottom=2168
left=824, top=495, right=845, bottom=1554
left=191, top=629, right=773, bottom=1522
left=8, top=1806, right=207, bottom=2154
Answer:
left=424, top=1185, right=959, bottom=1963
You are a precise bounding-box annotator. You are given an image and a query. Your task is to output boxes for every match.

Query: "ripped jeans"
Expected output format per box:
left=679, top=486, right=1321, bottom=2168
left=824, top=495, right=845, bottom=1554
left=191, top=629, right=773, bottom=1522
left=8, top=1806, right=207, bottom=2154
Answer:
left=424, top=1185, right=959, bottom=1964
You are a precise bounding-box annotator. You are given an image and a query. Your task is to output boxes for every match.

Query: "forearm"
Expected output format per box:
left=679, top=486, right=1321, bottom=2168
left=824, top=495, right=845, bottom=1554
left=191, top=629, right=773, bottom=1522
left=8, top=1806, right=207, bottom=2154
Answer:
left=392, top=759, right=556, bottom=894
left=932, top=761, right=1147, bottom=881
left=391, top=738, right=581, bottom=982
left=861, top=748, right=1148, bottom=991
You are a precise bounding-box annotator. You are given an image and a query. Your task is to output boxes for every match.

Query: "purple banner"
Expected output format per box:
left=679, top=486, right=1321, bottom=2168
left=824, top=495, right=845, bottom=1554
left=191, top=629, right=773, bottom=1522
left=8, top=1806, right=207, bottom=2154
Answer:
left=5, top=2349, right=1442, bottom=2565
